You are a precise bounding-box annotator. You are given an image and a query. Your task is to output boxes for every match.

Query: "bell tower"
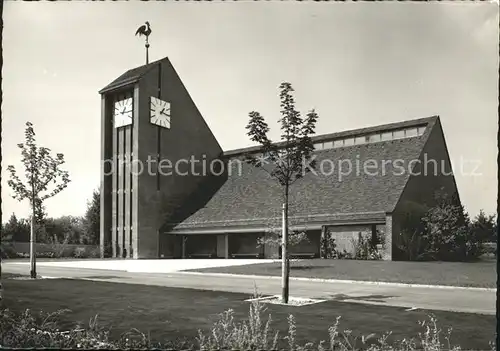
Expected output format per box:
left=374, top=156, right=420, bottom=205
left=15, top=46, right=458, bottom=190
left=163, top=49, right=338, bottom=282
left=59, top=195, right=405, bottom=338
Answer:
left=99, top=57, right=222, bottom=258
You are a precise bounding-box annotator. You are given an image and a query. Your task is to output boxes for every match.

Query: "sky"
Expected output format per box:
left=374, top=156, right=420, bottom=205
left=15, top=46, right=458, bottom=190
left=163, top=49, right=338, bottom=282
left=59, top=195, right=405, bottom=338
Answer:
left=2, top=2, right=498, bottom=221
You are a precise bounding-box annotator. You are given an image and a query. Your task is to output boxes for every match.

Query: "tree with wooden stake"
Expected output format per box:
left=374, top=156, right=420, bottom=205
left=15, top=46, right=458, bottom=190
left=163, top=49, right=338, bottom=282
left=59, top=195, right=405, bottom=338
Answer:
left=7, top=122, right=71, bottom=279
left=245, top=82, right=318, bottom=303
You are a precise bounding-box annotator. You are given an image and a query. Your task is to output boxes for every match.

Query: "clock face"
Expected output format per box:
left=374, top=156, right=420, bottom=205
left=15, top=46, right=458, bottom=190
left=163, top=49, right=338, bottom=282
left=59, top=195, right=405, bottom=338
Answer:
left=150, top=97, right=171, bottom=129
left=114, top=97, right=133, bottom=128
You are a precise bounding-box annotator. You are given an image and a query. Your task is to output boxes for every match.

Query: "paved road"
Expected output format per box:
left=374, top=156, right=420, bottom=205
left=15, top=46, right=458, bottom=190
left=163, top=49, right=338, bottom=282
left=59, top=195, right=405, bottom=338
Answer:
left=3, top=263, right=495, bottom=315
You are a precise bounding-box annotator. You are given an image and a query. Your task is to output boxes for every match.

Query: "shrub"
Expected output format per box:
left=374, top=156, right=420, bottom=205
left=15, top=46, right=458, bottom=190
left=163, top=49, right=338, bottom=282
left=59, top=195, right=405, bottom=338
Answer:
left=482, top=242, right=497, bottom=256
left=103, top=243, right=112, bottom=258
left=88, top=247, right=101, bottom=258
left=394, top=201, right=430, bottom=261
left=71, top=246, right=100, bottom=259
left=15, top=251, right=57, bottom=259
left=322, top=229, right=383, bottom=260
left=0, top=308, right=172, bottom=349
left=320, top=231, right=337, bottom=258
left=1, top=244, right=18, bottom=259
left=396, top=192, right=489, bottom=262
left=0, top=302, right=496, bottom=350
left=37, top=251, right=56, bottom=259
left=351, top=232, right=382, bottom=260
left=421, top=197, right=481, bottom=261
left=395, top=227, right=428, bottom=261
left=0, top=308, right=114, bottom=349
left=73, top=247, right=87, bottom=258
left=49, top=234, right=71, bottom=258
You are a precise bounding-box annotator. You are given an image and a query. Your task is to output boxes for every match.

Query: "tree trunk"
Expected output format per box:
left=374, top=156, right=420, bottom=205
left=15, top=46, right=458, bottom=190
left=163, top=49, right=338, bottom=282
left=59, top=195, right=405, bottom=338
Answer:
left=30, top=200, right=36, bottom=279
left=281, top=186, right=290, bottom=303
left=0, top=250, right=3, bottom=302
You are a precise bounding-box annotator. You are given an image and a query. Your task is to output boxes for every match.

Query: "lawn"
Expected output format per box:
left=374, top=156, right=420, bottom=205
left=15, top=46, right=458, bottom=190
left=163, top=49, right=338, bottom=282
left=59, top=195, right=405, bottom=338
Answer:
left=188, top=259, right=497, bottom=288
left=1, top=275, right=496, bottom=349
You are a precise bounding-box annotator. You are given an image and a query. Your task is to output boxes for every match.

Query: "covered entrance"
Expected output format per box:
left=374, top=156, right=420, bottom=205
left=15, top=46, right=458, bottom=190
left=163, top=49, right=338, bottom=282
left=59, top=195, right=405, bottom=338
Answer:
left=288, top=230, right=321, bottom=258
left=158, top=234, right=183, bottom=258
left=182, top=234, right=228, bottom=258
left=228, top=233, right=264, bottom=258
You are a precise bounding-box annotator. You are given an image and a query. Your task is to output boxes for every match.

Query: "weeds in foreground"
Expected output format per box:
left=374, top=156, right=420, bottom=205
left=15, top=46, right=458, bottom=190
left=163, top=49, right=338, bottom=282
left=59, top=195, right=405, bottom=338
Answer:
left=0, top=293, right=496, bottom=350
left=196, top=291, right=493, bottom=351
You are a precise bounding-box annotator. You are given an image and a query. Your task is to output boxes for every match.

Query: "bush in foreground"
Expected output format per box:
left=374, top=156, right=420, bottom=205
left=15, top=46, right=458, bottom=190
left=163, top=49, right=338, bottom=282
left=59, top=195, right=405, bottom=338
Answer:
left=0, top=300, right=496, bottom=350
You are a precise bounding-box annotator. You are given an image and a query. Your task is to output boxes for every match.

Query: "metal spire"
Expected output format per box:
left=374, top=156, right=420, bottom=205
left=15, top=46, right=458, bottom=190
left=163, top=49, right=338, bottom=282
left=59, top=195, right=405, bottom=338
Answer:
left=135, top=22, right=152, bottom=64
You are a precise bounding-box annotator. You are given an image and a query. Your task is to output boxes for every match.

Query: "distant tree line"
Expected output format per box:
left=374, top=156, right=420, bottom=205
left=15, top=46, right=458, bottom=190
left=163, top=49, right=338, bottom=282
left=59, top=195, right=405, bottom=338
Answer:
left=1, top=189, right=100, bottom=247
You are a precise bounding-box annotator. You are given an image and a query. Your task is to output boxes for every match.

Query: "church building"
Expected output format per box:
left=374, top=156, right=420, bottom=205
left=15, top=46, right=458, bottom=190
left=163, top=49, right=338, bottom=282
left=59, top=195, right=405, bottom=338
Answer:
left=99, top=56, right=460, bottom=260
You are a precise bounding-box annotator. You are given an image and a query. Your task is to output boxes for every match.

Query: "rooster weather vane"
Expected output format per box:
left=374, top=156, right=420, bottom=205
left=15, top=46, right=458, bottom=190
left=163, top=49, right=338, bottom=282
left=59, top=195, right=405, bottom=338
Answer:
left=136, top=21, right=152, bottom=64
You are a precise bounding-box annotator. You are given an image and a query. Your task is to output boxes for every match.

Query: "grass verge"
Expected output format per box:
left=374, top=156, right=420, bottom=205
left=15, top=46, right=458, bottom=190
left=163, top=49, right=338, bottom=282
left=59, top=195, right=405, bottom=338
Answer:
left=187, top=259, right=497, bottom=288
left=0, top=277, right=496, bottom=349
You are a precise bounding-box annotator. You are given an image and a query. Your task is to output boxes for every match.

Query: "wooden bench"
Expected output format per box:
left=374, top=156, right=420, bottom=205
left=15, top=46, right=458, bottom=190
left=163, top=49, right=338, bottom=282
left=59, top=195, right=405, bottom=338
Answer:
left=231, top=253, right=263, bottom=259
left=188, top=253, right=216, bottom=259
left=289, top=252, right=317, bottom=259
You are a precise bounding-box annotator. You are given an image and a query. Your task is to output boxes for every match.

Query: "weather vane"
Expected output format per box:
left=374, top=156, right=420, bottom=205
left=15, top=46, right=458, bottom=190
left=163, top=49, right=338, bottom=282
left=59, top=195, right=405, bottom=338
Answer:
left=135, top=21, right=152, bottom=64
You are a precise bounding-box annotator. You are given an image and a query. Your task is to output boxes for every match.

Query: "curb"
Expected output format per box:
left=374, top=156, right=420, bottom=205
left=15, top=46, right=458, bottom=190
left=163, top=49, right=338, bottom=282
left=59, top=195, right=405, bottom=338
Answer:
left=177, top=271, right=496, bottom=292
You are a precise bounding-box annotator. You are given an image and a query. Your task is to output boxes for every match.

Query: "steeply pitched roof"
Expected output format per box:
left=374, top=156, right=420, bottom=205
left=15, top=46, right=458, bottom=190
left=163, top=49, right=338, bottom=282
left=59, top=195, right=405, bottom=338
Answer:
left=167, top=116, right=439, bottom=232
left=99, top=57, right=169, bottom=94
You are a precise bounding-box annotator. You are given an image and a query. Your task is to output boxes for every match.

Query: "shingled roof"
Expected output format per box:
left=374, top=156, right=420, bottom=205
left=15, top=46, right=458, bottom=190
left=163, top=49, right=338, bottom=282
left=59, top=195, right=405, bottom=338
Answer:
left=166, top=116, right=439, bottom=233
left=99, top=58, right=168, bottom=94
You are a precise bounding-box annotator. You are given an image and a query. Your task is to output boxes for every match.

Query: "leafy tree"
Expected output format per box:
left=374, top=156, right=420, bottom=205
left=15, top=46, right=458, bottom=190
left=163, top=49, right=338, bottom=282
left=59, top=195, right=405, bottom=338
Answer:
left=471, top=210, right=497, bottom=243
left=83, top=189, right=100, bottom=245
left=245, top=82, right=318, bottom=303
left=44, top=216, right=85, bottom=245
left=421, top=191, right=480, bottom=261
left=7, top=122, right=71, bottom=278
left=2, top=213, right=30, bottom=243
left=1, top=223, right=15, bottom=259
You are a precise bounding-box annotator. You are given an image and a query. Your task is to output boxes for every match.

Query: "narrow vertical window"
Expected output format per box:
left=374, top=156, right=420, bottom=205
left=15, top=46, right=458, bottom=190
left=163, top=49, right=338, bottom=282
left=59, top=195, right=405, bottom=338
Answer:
left=323, top=141, right=333, bottom=149
left=392, top=129, right=405, bottom=139
left=405, top=128, right=418, bottom=138
left=314, top=142, right=323, bottom=150
left=381, top=131, right=392, bottom=141
left=354, top=136, right=366, bottom=145
left=333, top=139, right=343, bottom=148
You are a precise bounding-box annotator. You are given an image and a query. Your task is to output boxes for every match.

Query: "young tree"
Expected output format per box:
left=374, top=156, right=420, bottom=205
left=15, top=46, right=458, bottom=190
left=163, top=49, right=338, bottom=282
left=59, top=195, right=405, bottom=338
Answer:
left=7, top=122, right=70, bottom=278
left=83, top=189, right=100, bottom=245
left=257, top=229, right=310, bottom=257
left=245, top=82, right=318, bottom=303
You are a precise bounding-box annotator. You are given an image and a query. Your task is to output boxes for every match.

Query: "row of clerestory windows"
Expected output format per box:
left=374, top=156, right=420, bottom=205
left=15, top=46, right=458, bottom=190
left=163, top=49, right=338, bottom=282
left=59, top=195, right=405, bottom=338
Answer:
left=313, top=125, right=426, bottom=151
left=239, top=125, right=427, bottom=160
